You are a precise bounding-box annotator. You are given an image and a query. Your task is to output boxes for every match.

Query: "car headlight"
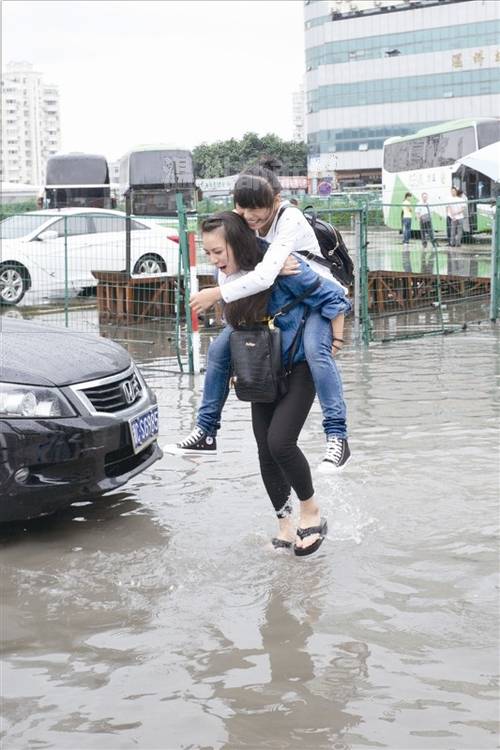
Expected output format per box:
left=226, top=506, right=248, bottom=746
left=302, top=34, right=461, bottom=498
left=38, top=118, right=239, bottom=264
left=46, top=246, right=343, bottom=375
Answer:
left=0, top=383, right=77, bottom=418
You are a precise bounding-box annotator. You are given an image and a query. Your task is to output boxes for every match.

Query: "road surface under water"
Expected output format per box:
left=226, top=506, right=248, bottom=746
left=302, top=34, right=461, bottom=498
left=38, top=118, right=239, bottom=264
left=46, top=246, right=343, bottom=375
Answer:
left=1, top=326, right=499, bottom=749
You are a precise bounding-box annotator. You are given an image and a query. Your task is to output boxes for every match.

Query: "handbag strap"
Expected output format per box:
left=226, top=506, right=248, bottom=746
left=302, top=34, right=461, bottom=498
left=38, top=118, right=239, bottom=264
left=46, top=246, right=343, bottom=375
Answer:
left=272, top=278, right=321, bottom=320
left=284, top=309, right=310, bottom=375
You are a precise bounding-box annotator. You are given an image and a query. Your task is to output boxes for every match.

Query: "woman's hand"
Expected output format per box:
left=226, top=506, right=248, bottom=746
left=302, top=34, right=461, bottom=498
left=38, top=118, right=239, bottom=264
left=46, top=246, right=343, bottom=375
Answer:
left=331, top=315, right=345, bottom=357
left=189, top=287, right=222, bottom=314
left=279, top=254, right=301, bottom=276
left=331, top=338, right=343, bottom=357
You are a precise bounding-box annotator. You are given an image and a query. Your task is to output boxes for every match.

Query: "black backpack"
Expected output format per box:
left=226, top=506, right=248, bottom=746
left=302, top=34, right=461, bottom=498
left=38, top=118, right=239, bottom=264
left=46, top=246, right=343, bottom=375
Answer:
left=277, top=204, right=354, bottom=287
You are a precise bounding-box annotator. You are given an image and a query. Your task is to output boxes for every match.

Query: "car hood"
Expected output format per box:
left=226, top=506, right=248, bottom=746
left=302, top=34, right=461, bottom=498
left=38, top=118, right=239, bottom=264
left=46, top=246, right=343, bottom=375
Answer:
left=0, top=318, right=131, bottom=386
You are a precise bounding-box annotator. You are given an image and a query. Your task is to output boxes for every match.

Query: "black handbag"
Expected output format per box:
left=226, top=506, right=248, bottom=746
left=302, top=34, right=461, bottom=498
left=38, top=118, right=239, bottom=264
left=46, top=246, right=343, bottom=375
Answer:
left=229, top=280, right=320, bottom=403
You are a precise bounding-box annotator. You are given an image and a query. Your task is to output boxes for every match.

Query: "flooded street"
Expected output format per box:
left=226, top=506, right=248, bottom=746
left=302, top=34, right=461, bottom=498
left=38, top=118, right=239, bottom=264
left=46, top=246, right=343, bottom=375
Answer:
left=1, top=326, right=499, bottom=749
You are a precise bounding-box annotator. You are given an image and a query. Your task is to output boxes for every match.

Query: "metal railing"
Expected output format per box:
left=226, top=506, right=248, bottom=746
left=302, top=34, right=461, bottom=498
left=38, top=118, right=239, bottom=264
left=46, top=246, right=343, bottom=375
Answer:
left=1, top=197, right=498, bottom=373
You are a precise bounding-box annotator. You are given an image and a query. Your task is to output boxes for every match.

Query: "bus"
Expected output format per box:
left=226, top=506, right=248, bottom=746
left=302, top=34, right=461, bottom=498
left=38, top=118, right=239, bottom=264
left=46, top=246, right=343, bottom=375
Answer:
left=382, top=118, right=500, bottom=233
left=119, top=145, right=197, bottom=216
left=44, top=152, right=114, bottom=209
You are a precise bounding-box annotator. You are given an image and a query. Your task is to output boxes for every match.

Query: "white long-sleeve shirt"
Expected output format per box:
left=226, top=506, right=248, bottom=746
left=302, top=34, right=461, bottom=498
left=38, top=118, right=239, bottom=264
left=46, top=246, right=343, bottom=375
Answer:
left=220, top=202, right=342, bottom=303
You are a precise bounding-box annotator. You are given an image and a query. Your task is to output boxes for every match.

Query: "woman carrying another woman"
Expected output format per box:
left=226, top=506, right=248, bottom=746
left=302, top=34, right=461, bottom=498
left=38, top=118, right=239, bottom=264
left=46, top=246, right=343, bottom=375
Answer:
left=168, top=158, right=351, bottom=472
left=199, top=211, right=351, bottom=555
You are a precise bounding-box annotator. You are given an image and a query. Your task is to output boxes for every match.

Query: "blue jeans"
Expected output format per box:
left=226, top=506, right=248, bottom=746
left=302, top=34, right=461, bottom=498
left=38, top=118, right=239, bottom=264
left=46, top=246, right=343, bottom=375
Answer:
left=196, top=311, right=347, bottom=439
left=196, top=325, right=233, bottom=437
left=402, top=217, right=412, bottom=243
left=303, top=310, right=347, bottom=438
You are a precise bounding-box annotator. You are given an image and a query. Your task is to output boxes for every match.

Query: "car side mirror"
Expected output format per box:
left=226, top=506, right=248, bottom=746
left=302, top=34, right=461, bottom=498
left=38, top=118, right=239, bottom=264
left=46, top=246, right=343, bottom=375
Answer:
left=37, top=230, right=58, bottom=241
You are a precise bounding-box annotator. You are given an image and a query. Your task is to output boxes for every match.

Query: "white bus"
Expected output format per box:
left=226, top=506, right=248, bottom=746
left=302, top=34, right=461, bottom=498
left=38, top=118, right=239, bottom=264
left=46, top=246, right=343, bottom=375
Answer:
left=382, top=118, right=499, bottom=233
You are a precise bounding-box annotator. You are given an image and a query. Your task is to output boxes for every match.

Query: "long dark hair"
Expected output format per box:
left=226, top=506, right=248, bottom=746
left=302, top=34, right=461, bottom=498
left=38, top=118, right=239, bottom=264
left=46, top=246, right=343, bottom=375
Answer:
left=201, top=211, right=271, bottom=327
left=233, top=156, right=282, bottom=210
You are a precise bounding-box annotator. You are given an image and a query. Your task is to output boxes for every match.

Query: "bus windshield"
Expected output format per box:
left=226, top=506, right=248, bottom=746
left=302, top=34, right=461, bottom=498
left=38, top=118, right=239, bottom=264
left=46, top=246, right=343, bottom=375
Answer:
left=119, top=147, right=197, bottom=215
left=45, top=153, right=112, bottom=209
left=46, top=154, right=109, bottom=186
left=383, top=126, right=476, bottom=172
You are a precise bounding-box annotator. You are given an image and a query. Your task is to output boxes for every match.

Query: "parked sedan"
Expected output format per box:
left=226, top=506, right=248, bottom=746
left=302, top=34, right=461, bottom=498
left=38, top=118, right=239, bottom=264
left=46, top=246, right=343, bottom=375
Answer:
left=0, top=317, right=162, bottom=522
left=0, top=208, right=180, bottom=306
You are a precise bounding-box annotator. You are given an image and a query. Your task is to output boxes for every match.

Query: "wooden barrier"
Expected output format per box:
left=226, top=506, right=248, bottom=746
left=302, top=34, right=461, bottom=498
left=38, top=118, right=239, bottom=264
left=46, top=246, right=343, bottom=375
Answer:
left=92, top=270, right=223, bottom=325
left=92, top=271, right=175, bottom=323
left=367, top=270, right=490, bottom=314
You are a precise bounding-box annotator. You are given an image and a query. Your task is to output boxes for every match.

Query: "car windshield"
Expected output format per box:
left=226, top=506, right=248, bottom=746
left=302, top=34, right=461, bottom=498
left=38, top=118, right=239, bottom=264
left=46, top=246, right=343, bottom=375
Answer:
left=0, top=214, right=52, bottom=239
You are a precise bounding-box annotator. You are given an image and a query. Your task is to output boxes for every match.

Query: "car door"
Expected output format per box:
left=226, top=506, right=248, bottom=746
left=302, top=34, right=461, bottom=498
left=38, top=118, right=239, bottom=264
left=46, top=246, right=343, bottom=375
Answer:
left=89, top=214, right=129, bottom=272
left=30, top=215, right=95, bottom=294
left=91, top=215, right=161, bottom=274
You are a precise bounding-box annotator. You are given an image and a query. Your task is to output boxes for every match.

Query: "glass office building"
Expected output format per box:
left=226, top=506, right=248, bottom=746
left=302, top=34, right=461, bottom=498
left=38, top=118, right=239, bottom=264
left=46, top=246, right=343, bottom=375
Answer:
left=304, top=0, right=500, bottom=184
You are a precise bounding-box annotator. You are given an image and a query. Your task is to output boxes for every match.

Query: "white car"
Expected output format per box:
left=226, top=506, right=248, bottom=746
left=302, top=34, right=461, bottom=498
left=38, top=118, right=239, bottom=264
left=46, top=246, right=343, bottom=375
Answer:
left=0, top=208, right=180, bottom=306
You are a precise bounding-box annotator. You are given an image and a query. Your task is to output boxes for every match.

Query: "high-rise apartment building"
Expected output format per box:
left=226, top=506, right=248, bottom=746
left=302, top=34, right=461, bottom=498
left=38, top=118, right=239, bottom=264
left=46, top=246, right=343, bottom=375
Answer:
left=304, top=0, right=500, bottom=183
left=1, top=61, right=61, bottom=185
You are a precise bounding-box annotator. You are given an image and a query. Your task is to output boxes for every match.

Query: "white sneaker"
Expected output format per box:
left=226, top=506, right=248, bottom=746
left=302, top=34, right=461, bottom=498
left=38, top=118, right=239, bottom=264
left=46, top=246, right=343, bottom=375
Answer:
left=163, top=426, right=217, bottom=455
left=318, top=437, right=351, bottom=473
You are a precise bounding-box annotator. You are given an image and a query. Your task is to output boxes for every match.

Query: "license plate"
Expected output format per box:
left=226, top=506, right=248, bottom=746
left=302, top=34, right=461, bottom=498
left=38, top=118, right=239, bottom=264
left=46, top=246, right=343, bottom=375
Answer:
left=129, top=405, right=159, bottom=454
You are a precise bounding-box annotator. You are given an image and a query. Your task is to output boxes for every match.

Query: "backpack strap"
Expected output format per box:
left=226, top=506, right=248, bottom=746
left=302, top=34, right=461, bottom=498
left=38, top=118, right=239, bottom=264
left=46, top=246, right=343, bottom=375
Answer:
left=302, top=205, right=318, bottom=225
left=295, top=249, right=331, bottom=269
left=275, top=203, right=326, bottom=262
left=276, top=204, right=289, bottom=224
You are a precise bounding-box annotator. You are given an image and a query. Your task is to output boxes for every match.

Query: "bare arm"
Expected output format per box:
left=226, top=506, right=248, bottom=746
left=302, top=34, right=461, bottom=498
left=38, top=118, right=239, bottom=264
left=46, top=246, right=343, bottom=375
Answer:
left=331, top=315, right=345, bottom=357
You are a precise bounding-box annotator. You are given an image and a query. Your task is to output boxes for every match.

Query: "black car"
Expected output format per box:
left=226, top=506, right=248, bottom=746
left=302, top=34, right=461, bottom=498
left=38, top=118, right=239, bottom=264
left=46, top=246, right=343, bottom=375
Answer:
left=0, top=318, right=162, bottom=522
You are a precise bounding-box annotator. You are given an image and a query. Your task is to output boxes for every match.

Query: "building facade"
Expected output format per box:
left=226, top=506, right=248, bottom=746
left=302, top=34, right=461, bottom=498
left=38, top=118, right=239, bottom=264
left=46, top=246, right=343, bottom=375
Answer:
left=292, top=82, right=306, bottom=142
left=1, top=61, right=61, bottom=186
left=304, top=0, right=500, bottom=184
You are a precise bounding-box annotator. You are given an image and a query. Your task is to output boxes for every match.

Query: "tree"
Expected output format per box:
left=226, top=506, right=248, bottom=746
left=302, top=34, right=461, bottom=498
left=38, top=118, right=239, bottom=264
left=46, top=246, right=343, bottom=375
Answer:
left=193, top=133, right=307, bottom=178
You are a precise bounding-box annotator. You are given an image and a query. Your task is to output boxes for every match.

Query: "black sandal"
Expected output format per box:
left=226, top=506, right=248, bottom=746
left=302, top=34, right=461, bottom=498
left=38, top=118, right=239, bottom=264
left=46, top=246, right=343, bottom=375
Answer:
left=271, top=537, right=293, bottom=550
left=293, top=518, right=328, bottom=557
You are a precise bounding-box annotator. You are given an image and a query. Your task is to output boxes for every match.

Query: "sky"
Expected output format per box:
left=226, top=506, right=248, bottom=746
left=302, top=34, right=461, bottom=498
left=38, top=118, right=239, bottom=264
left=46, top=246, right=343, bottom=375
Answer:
left=2, top=0, right=306, bottom=162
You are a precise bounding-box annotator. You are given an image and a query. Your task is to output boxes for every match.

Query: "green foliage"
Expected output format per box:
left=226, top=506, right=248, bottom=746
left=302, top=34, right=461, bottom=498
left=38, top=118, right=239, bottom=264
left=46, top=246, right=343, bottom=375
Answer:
left=0, top=200, right=37, bottom=221
left=193, top=132, right=307, bottom=178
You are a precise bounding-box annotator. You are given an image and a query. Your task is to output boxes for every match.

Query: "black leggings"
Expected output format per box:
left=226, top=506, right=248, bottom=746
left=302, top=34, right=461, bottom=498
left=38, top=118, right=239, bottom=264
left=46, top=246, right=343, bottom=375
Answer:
left=251, top=362, right=316, bottom=517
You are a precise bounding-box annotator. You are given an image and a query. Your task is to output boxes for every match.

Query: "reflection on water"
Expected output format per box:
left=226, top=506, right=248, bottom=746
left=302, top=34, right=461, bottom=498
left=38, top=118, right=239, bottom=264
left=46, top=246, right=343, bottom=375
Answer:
left=1, top=328, right=499, bottom=749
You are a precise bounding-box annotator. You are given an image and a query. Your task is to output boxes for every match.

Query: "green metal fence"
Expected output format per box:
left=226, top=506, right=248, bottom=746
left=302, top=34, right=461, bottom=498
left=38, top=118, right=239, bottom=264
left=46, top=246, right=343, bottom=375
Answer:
left=1, top=197, right=498, bottom=373
left=357, top=198, right=497, bottom=342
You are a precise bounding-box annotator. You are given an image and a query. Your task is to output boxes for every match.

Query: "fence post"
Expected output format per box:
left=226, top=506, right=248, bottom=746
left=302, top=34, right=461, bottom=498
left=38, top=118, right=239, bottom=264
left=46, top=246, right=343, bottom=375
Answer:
left=353, top=210, right=361, bottom=344
left=64, top=215, right=69, bottom=328
left=489, top=196, right=500, bottom=322
left=125, top=191, right=132, bottom=276
left=175, top=191, right=194, bottom=373
left=358, top=206, right=371, bottom=345
left=188, top=232, right=201, bottom=373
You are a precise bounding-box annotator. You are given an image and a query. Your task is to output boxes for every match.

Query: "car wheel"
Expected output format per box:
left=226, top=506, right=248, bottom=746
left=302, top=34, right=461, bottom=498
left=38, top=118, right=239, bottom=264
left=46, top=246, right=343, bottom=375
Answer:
left=0, top=263, right=29, bottom=305
left=133, top=254, right=167, bottom=275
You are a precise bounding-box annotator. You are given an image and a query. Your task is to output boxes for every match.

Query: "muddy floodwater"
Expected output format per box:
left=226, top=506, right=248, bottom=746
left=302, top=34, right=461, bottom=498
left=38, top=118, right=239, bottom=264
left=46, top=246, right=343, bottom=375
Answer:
left=1, top=325, right=499, bottom=750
